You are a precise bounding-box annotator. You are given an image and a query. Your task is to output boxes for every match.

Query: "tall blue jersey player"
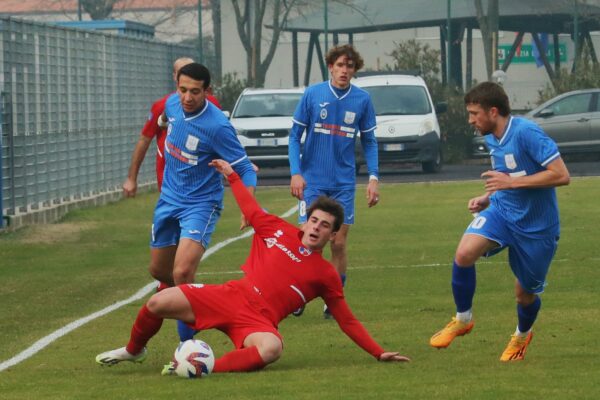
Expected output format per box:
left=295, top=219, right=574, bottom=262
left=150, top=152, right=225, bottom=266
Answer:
left=429, top=82, right=570, bottom=361
left=154, top=63, right=257, bottom=343
left=288, top=44, right=379, bottom=318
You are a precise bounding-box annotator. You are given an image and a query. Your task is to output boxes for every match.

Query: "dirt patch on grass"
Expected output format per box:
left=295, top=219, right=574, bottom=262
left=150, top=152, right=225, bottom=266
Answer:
left=20, top=222, right=98, bottom=244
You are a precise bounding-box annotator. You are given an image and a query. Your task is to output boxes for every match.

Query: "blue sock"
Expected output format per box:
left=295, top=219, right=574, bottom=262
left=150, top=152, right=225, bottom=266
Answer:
left=451, top=261, right=476, bottom=313
left=177, top=320, right=197, bottom=342
left=517, top=296, right=541, bottom=333
left=340, top=273, right=347, bottom=287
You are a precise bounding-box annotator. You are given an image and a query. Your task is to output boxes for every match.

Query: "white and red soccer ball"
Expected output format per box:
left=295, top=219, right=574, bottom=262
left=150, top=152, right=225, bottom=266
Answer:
left=173, top=339, right=215, bottom=378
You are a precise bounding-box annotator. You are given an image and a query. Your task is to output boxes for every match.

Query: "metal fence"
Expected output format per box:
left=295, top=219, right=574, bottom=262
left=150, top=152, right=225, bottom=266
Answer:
left=0, top=17, right=194, bottom=229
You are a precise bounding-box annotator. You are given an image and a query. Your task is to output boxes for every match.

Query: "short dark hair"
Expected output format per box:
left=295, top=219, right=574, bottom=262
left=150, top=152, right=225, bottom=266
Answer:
left=325, top=44, right=364, bottom=71
left=464, top=82, right=511, bottom=116
left=307, top=196, right=344, bottom=232
left=177, top=63, right=211, bottom=89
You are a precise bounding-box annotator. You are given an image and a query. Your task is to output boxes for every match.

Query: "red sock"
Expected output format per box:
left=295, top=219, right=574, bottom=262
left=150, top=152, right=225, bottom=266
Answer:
left=156, top=281, right=170, bottom=292
left=212, top=346, right=266, bottom=373
left=125, top=304, right=163, bottom=355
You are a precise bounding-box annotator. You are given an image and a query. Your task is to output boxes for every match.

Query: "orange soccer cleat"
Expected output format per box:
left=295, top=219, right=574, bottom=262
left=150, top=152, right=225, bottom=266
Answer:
left=430, top=317, right=474, bottom=348
left=500, top=331, right=533, bottom=362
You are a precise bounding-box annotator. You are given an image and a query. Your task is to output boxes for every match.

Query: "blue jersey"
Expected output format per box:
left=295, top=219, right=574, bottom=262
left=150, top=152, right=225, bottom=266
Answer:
left=289, top=80, right=378, bottom=190
left=161, top=94, right=257, bottom=206
left=485, top=116, right=561, bottom=236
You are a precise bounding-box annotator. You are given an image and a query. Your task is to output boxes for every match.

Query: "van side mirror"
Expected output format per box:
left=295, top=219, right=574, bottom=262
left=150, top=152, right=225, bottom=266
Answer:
left=222, top=110, right=231, bottom=119
left=435, top=102, right=448, bottom=114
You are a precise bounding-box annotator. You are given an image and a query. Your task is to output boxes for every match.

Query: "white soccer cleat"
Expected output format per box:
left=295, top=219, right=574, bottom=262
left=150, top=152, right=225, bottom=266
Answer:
left=95, top=346, right=147, bottom=366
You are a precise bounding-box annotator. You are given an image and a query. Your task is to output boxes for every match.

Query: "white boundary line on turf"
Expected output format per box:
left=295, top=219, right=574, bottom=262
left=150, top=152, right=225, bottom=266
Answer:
left=0, top=205, right=298, bottom=373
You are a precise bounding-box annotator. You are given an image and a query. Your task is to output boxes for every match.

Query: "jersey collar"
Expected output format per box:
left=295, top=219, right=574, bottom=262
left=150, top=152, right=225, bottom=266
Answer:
left=497, top=115, right=513, bottom=146
left=328, top=80, right=352, bottom=101
left=183, top=100, right=209, bottom=121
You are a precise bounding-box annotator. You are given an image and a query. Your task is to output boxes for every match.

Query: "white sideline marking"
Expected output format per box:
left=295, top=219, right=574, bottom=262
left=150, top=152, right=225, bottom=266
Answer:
left=0, top=205, right=297, bottom=373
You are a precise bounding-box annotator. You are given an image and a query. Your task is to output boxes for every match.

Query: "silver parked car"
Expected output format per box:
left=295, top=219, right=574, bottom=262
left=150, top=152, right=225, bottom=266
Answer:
left=472, top=88, right=600, bottom=157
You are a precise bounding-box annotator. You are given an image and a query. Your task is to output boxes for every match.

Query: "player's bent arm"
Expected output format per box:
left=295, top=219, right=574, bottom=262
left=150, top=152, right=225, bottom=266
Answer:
left=483, top=157, right=570, bottom=191
left=123, top=135, right=153, bottom=197
left=513, top=156, right=570, bottom=188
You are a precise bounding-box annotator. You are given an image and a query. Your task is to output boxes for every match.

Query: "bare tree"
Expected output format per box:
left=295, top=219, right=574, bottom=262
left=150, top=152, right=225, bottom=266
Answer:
left=210, top=0, right=223, bottom=85
left=230, top=0, right=299, bottom=87
left=81, top=0, right=121, bottom=20
left=474, top=0, right=499, bottom=80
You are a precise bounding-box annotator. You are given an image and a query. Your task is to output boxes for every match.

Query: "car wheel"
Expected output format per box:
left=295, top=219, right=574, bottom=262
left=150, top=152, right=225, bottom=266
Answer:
left=422, top=149, right=443, bottom=173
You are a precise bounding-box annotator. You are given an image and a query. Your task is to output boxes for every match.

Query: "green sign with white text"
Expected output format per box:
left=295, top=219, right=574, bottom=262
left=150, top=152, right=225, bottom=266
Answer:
left=498, top=44, right=567, bottom=64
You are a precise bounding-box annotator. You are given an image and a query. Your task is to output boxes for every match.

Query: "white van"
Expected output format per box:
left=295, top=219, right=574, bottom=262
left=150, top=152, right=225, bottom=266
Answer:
left=229, top=87, right=305, bottom=168
left=352, top=74, right=446, bottom=173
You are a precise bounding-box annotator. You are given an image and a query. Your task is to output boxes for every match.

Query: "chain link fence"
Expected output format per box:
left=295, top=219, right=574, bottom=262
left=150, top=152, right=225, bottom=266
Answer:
left=0, top=17, right=194, bottom=230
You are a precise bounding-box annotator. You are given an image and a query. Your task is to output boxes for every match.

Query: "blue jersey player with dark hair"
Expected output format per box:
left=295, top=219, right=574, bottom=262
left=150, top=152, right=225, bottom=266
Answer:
left=429, top=82, right=570, bottom=361
left=145, top=62, right=256, bottom=347
left=288, top=44, right=379, bottom=318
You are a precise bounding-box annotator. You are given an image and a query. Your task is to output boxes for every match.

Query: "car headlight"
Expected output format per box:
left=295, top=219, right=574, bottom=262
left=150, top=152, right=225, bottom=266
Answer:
left=419, top=119, right=434, bottom=135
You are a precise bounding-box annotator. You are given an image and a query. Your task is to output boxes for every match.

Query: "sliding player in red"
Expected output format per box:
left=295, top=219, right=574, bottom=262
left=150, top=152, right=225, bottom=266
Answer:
left=96, top=159, right=409, bottom=373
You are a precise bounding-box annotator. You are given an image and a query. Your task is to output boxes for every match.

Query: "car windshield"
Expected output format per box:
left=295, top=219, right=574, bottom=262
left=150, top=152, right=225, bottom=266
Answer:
left=233, top=93, right=303, bottom=118
left=362, top=85, right=432, bottom=116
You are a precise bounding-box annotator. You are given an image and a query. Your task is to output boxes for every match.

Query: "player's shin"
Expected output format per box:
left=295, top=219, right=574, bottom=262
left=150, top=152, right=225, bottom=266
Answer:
left=452, top=261, right=476, bottom=322
left=516, top=296, right=541, bottom=335
left=126, top=304, right=164, bottom=355
left=177, top=320, right=198, bottom=342
left=212, top=346, right=266, bottom=373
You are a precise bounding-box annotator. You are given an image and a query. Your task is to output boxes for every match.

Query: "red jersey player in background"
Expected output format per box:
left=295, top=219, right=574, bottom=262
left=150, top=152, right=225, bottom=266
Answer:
left=96, top=159, right=410, bottom=373
left=122, top=57, right=222, bottom=196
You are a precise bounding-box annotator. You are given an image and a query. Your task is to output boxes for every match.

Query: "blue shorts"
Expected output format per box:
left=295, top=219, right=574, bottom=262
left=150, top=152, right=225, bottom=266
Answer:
left=298, top=187, right=354, bottom=225
left=151, top=198, right=222, bottom=249
left=465, top=206, right=558, bottom=294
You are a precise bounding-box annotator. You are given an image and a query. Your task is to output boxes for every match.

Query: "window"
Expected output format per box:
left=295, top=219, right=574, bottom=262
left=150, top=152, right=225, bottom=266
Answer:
left=233, top=93, right=303, bottom=118
left=362, top=85, right=432, bottom=116
left=544, top=93, right=592, bottom=116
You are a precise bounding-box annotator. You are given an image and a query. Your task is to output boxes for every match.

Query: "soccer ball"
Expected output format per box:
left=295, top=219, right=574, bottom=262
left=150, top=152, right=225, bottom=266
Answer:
left=173, top=339, right=215, bottom=378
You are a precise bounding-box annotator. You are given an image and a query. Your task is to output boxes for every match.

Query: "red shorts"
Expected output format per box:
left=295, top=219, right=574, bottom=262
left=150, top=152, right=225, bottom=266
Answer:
left=179, top=279, right=282, bottom=349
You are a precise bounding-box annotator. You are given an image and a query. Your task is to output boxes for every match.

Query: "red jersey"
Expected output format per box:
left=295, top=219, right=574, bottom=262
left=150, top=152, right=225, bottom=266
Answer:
left=140, top=93, right=222, bottom=190
left=228, top=173, right=385, bottom=359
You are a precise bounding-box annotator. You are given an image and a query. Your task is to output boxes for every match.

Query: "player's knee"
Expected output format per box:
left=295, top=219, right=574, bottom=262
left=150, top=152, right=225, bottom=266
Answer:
left=516, top=292, right=537, bottom=306
left=146, top=293, right=164, bottom=315
left=454, top=247, right=477, bottom=266
left=258, top=340, right=283, bottom=364
left=172, top=265, right=195, bottom=285
left=148, top=264, right=169, bottom=283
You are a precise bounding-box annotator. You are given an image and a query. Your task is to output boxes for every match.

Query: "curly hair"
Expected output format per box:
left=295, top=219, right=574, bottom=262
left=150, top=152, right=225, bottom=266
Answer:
left=325, top=44, right=364, bottom=71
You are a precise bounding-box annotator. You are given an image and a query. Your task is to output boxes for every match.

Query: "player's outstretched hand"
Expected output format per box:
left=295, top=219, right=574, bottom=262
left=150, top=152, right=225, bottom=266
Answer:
left=379, top=352, right=410, bottom=362
left=209, top=159, right=234, bottom=176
